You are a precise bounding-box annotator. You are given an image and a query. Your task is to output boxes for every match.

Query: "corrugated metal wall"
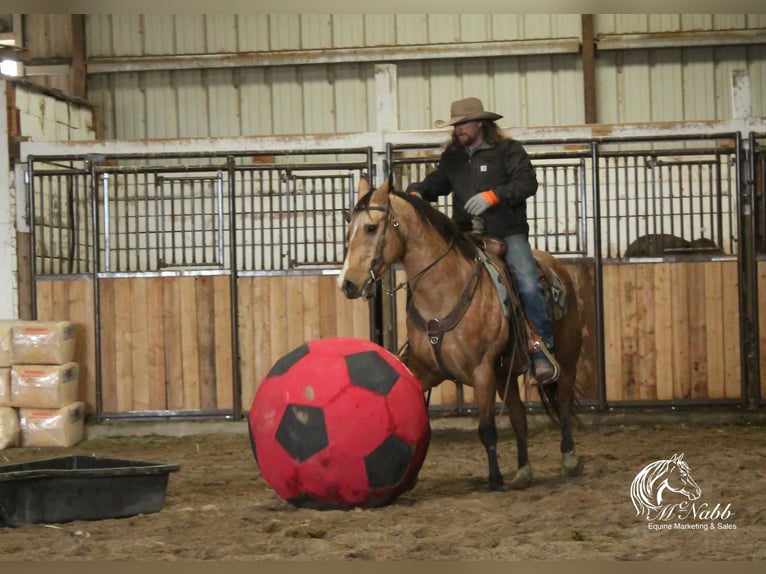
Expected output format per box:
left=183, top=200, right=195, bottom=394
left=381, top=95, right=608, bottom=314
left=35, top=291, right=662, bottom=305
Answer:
left=19, top=14, right=766, bottom=138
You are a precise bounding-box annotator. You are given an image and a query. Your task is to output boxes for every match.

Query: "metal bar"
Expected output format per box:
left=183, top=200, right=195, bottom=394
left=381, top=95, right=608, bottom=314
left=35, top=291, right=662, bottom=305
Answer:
left=227, top=157, right=242, bottom=420
left=28, top=158, right=38, bottom=318
left=597, top=29, right=766, bottom=51
left=87, top=38, right=582, bottom=74
left=742, top=133, right=762, bottom=407
left=102, top=174, right=110, bottom=272
left=89, top=156, right=104, bottom=422
left=217, top=171, right=224, bottom=267
left=591, top=142, right=607, bottom=410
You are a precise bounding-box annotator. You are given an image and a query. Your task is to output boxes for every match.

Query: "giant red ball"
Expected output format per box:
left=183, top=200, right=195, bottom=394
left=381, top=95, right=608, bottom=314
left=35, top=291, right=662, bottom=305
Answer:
left=248, top=337, right=431, bottom=509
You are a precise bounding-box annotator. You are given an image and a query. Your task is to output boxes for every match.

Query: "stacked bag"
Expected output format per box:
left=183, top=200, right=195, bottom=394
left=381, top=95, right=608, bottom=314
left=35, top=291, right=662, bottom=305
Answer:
left=0, top=320, right=84, bottom=450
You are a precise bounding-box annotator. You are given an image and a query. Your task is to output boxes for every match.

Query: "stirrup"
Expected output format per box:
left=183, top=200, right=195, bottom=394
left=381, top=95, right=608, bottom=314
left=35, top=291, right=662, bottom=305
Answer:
left=531, top=345, right=560, bottom=386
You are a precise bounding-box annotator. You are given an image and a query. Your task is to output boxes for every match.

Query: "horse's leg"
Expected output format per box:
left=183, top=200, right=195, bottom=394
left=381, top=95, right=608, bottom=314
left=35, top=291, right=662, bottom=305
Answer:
left=555, top=370, right=583, bottom=477
left=500, top=377, right=533, bottom=489
left=473, top=373, right=504, bottom=491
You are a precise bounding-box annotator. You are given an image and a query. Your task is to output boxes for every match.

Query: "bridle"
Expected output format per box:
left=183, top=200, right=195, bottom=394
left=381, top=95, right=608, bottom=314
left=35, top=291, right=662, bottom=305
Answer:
left=350, top=196, right=454, bottom=297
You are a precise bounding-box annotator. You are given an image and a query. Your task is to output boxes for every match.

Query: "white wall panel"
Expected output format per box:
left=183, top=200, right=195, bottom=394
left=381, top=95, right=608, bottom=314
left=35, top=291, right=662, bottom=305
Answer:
left=236, top=15, right=270, bottom=52
left=77, top=13, right=765, bottom=139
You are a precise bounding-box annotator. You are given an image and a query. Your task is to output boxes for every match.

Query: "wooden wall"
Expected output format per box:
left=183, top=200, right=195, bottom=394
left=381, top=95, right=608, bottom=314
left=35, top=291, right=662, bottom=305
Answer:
left=33, top=259, right=760, bottom=419
left=34, top=273, right=370, bottom=418
left=237, top=274, right=371, bottom=413
left=760, top=260, right=766, bottom=401
left=602, top=260, right=741, bottom=402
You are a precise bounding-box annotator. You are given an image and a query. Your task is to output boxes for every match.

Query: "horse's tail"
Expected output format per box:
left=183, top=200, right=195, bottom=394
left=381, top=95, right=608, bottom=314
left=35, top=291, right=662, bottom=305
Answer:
left=536, top=381, right=561, bottom=424
left=535, top=375, right=581, bottom=427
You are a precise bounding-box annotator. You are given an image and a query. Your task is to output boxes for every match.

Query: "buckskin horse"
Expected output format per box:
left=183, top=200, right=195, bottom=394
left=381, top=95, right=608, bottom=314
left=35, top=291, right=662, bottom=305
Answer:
left=338, top=177, right=583, bottom=491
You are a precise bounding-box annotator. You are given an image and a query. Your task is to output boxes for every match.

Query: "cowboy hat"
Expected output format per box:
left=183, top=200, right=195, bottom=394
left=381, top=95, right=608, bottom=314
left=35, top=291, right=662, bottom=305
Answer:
left=434, top=97, right=503, bottom=128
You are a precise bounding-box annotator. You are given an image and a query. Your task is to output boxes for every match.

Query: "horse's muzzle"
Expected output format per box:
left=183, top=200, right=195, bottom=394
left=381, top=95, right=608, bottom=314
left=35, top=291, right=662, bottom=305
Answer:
left=340, top=279, right=374, bottom=300
left=340, top=279, right=363, bottom=299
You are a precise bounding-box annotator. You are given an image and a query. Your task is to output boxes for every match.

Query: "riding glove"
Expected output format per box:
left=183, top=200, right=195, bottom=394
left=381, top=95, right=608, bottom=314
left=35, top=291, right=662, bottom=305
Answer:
left=464, top=190, right=499, bottom=216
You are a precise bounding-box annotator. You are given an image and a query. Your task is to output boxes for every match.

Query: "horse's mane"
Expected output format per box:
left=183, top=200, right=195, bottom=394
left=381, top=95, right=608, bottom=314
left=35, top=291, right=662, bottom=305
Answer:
left=353, top=187, right=479, bottom=261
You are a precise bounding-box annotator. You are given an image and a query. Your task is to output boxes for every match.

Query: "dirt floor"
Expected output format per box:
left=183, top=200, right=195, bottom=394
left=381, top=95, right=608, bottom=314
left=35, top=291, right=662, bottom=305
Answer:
left=1, top=414, right=764, bottom=561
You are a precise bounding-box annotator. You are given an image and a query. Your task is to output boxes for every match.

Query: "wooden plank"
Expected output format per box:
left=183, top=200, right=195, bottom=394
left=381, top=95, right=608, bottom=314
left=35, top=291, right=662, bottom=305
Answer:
left=34, top=280, right=55, bottom=319
left=759, top=261, right=766, bottom=400
left=285, top=276, right=304, bottom=351
left=722, top=261, right=741, bottom=399
left=213, top=276, right=234, bottom=411
left=67, top=279, right=96, bottom=412
left=301, top=274, right=321, bottom=342
left=237, top=277, right=257, bottom=410
left=195, top=275, right=217, bottom=409
left=145, top=277, right=167, bottom=410
left=252, top=276, right=273, bottom=400
left=113, top=278, right=134, bottom=411
left=318, top=275, right=338, bottom=338
left=654, top=264, right=674, bottom=400
left=620, top=265, right=638, bottom=401
left=179, top=276, right=200, bottom=409
left=98, top=279, right=118, bottom=412
left=334, top=288, right=356, bottom=338
left=353, top=298, right=372, bottom=340
left=704, top=262, right=725, bottom=399
left=670, top=263, right=691, bottom=399
left=601, top=265, right=623, bottom=402
left=687, top=262, right=708, bottom=398
left=163, top=278, right=184, bottom=410
left=130, top=278, right=151, bottom=410
left=269, top=276, right=289, bottom=369
left=635, top=263, right=657, bottom=401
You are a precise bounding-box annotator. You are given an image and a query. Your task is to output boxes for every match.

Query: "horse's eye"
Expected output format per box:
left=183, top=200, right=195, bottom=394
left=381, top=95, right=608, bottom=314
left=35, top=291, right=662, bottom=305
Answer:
left=365, top=224, right=379, bottom=234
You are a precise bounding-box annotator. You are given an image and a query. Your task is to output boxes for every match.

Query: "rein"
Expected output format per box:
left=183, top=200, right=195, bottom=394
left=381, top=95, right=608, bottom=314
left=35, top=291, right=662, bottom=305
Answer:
left=354, top=199, right=454, bottom=296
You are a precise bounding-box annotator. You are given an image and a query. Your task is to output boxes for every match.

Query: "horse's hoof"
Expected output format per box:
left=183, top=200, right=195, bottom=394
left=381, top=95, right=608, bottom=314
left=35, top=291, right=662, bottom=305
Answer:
left=561, top=451, right=583, bottom=477
left=489, top=481, right=506, bottom=492
left=508, top=464, right=533, bottom=490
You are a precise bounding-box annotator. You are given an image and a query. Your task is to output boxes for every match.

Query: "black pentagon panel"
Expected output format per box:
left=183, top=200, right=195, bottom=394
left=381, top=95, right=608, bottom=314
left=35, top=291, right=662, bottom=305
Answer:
left=288, top=493, right=347, bottom=510
left=268, top=343, right=310, bottom=377
left=345, top=350, right=400, bottom=395
left=248, top=418, right=258, bottom=465
left=276, top=405, right=328, bottom=462
left=364, top=435, right=413, bottom=489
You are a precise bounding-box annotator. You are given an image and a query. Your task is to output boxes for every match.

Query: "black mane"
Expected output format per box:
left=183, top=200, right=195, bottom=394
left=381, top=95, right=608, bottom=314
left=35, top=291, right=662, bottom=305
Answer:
left=352, top=186, right=478, bottom=261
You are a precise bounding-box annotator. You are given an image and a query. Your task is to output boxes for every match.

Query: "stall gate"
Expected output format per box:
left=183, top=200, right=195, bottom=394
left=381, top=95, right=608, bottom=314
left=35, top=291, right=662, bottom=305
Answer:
left=25, top=134, right=764, bottom=421
left=28, top=150, right=375, bottom=420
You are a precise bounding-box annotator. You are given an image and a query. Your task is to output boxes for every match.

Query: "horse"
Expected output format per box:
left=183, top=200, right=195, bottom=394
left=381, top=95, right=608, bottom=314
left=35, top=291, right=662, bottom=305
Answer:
left=630, top=453, right=702, bottom=520
left=338, top=176, right=583, bottom=491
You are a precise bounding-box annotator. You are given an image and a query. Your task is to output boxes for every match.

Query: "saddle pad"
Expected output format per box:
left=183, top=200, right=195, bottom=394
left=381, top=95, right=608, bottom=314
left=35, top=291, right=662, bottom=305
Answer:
left=536, top=258, right=568, bottom=321
left=480, top=254, right=512, bottom=320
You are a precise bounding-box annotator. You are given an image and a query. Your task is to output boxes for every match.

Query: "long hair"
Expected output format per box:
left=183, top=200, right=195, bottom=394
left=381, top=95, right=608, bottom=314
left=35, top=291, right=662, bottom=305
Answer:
left=446, top=120, right=509, bottom=150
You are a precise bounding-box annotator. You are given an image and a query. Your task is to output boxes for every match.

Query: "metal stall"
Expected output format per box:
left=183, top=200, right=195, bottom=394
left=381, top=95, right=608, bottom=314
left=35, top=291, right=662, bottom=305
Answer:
left=26, top=148, right=375, bottom=421
left=387, top=132, right=758, bottom=414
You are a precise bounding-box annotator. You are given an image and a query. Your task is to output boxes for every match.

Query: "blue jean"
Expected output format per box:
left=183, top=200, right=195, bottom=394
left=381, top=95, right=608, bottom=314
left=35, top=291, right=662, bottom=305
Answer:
left=503, top=234, right=553, bottom=350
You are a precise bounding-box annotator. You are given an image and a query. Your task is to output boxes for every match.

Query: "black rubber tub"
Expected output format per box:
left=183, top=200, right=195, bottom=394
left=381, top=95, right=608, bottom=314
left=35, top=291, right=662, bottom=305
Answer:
left=0, top=455, right=180, bottom=527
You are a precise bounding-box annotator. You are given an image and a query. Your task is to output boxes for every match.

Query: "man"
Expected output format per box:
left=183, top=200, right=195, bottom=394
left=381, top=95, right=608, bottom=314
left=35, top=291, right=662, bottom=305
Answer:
left=406, top=96, right=559, bottom=385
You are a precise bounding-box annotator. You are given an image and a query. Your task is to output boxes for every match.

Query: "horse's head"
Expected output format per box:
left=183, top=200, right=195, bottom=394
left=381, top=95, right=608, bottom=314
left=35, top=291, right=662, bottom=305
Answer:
left=337, top=176, right=405, bottom=300
left=662, top=453, right=702, bottom=502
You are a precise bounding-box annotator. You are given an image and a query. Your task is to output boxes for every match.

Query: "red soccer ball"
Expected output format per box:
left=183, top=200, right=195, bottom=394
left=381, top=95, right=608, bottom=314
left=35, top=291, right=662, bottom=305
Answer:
left=248, top=337, right=431, bottom=509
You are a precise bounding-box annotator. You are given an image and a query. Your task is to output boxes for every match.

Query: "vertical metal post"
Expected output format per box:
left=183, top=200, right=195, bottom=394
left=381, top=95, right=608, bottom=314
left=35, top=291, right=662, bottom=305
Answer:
left=739, top=133, right=762, bottom=408
left=591, top=142, right=607, bottom=409
left=90, top=157, right=104, bottom=421
left=27, top=157, right=38, bottom=319
left=227, top=157, right=242, bottom=419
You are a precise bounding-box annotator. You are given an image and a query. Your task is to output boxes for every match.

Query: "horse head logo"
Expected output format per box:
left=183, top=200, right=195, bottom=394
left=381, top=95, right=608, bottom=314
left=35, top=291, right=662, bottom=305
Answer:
left=630, top=453, right=702, bottom=519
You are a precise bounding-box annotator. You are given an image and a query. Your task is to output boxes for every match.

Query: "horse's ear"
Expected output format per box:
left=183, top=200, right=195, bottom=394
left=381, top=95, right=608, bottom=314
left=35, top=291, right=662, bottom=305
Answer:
left=358, top=175, right=372, bottom=198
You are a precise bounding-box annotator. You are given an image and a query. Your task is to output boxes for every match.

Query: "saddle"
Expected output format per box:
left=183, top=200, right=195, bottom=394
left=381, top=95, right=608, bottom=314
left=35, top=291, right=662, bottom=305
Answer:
left=468, top=232, right=568, bottom=354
